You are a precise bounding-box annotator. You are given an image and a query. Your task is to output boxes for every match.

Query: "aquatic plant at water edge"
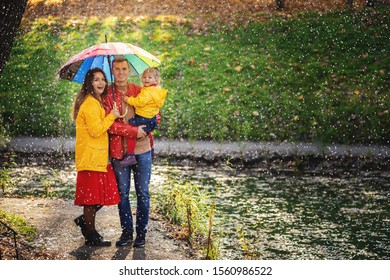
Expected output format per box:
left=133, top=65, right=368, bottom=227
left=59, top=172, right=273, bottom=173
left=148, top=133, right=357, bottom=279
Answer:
left=153, top=178, right=220, bottom=259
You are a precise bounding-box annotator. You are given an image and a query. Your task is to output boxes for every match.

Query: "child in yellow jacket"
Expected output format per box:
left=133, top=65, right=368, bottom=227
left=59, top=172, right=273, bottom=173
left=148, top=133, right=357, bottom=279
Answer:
left=120, top=67, right=167, bottom=167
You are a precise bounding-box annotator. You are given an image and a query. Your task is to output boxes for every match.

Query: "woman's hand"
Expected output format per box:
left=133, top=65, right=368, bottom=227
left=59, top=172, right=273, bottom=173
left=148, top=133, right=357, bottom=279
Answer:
left=110, top=105, right=120, bottom=118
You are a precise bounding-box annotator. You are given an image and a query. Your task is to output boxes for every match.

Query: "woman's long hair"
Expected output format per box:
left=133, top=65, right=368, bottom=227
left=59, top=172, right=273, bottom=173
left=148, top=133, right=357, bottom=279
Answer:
left=72, top=68, right=109, bottom=120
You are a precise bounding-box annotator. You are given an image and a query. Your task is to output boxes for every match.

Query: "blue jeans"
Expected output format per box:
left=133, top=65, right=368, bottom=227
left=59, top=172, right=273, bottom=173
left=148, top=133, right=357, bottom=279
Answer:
left=129, top=115, right=158, bottom=133
left=112, top=151, right=152, bottom=235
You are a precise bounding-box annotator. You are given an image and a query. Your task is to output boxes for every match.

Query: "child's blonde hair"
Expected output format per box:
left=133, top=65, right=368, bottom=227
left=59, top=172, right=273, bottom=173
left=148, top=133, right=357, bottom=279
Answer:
left=142, top=67, right=160, bottom=83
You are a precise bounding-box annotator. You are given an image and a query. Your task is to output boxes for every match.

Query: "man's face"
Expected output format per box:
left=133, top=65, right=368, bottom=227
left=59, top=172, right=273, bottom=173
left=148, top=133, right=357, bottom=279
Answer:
left=112, top=60, right=130, bottom=84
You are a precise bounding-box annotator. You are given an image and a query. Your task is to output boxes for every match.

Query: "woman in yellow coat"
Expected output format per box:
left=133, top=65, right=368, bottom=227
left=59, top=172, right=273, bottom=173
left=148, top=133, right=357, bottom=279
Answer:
left=72, top=68, right=120, bottom=246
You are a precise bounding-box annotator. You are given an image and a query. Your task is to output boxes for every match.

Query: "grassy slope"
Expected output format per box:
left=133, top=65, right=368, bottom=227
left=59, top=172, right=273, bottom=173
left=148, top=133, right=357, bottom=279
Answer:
left=0, top=7, right=389, bottom=144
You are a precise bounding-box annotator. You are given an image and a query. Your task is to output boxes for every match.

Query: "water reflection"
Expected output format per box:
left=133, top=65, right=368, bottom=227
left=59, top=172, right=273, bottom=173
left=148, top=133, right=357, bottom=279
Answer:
left=152, top=165, right=390, bottom=260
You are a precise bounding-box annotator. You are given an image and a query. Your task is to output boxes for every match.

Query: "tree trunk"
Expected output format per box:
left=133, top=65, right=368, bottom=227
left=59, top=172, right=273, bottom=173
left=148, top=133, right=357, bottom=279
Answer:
left=0, top=0, right=28, bottom=77
left=276, top=0, right=285, bottom=10
left=345, top=0, right=354, bottom=8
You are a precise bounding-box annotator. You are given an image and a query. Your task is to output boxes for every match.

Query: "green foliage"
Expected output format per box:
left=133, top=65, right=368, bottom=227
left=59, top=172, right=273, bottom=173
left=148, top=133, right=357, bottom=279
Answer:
left=0, top=166, right=14, bottom=195
left=0, top=8, right=389, bottom=144
left=0, top=107, right=11, bottom=147
left=0, top=209, right=37, bottom=241
left=0, top=155, right=16, bottom=195
left=236, top=220, right=266, bottom=260
left=153, top=171, right=219, bottom=259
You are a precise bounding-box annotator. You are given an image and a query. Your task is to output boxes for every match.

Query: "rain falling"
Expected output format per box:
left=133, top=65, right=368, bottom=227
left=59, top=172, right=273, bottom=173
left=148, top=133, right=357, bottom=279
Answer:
left=1, top=0, right=389, bottom=268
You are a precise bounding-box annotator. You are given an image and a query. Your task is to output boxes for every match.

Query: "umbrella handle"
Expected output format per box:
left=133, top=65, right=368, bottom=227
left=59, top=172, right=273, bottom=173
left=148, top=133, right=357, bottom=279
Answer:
left=113, top=102, right=128, bottom=118
left=119, top=107, right=128, bottom=118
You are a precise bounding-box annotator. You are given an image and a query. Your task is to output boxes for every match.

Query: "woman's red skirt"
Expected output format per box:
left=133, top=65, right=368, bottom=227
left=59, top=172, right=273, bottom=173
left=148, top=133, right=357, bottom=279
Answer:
left=74, top=164, right=120, bottom=206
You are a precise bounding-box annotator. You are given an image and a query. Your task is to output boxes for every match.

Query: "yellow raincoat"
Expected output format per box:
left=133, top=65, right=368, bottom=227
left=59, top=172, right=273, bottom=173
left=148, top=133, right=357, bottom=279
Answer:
left=75, top=95, right=116, bottom=172
left=125, top=86, right=167, bottom=118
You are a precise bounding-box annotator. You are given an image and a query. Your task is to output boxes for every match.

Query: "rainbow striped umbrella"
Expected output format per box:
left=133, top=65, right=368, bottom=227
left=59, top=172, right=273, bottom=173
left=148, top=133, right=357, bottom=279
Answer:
left=58, top=42, right=161, bottom=83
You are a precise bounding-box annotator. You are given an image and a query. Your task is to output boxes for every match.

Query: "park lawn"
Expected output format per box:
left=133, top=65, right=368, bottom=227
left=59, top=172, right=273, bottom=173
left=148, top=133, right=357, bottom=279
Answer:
left=0, top=7, right=389, bottom=144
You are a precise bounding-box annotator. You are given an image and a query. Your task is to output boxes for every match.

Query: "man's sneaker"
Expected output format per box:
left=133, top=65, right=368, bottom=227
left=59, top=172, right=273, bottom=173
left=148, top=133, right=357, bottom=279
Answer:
left=133, top=233, right=146, bottom=248
left=115, top=230, right=133, bottom=246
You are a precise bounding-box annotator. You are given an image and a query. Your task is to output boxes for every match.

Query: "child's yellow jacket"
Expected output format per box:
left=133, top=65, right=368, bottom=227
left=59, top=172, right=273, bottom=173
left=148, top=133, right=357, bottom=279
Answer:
left=125, top=86, right=167, bottom=118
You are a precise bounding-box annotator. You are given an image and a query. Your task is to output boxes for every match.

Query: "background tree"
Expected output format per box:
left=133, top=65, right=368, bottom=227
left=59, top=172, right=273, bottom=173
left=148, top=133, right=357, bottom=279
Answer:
left=0, top=0, right=28, bottom=77
left=367, top=0, right=390, bottom=6
left=345, top=0, right=354, bottom=8
left=276, top=0, right=285, bottom=10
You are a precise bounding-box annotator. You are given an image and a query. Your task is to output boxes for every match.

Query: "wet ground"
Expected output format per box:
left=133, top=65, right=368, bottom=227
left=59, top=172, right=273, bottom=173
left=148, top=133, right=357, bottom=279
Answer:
left=0, top=197, right=196, bottom=260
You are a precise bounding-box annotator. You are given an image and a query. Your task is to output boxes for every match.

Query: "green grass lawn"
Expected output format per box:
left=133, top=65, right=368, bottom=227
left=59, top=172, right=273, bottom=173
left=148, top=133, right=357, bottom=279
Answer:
left=0, top=7, right=389, bottom=144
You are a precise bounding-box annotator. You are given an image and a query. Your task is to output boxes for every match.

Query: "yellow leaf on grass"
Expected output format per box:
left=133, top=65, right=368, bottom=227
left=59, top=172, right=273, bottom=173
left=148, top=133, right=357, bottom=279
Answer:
left=188, top=58, right=196, bottom=65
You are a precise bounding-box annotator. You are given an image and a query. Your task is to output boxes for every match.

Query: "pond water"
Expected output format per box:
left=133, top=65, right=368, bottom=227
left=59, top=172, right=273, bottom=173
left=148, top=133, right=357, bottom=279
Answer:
left=154, top=165, right=390, bottom=260
left=3, top=156, right=389, bottom=260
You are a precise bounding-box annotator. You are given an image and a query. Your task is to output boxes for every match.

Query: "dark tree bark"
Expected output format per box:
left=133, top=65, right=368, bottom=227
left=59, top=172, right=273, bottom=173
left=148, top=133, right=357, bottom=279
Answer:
left=367, top=0, right=390, bottom=6
left=276, top=0, right=285, bottom=10
left=345, top=0, right=354, bottom=8
left=0, top=0, right=28, bottom=77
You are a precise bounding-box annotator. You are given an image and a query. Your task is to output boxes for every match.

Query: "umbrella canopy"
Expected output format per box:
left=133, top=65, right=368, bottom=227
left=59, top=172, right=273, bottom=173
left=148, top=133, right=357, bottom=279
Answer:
left=58, top=42, right=161, bottom=83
